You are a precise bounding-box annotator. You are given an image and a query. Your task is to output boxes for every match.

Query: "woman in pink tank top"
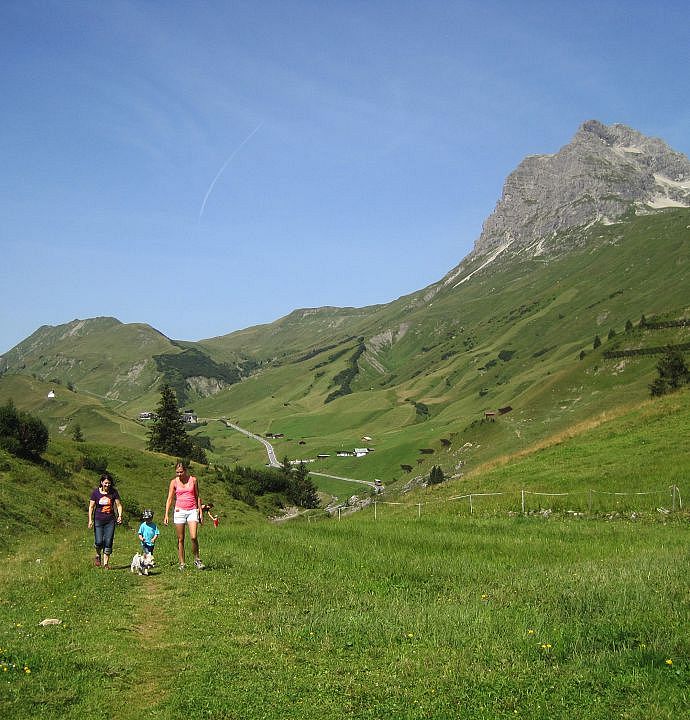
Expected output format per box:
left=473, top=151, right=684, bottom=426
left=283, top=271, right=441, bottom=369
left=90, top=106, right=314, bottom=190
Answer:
left=164, top=461, right=205, bottom=570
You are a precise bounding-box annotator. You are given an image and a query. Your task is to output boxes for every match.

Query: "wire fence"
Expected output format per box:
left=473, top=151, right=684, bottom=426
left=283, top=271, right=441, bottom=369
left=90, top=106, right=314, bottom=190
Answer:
left=304, top=485, right=683, bottom=522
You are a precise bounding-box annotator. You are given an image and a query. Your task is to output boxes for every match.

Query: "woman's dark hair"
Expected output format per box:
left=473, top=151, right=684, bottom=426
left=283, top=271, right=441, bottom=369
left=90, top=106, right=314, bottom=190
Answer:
left=99, top=472, right=114, bottom=487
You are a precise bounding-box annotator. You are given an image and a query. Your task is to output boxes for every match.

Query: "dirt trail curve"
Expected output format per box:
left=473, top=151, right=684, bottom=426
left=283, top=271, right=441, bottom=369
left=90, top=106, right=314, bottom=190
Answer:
left=221, top=420, right=375, bottom=488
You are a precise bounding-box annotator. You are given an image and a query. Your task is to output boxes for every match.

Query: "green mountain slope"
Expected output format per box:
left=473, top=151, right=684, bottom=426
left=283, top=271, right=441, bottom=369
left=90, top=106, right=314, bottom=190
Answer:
left=191, top=209, right=689, bottom=478
left=1, top=209, right=688, bottom=481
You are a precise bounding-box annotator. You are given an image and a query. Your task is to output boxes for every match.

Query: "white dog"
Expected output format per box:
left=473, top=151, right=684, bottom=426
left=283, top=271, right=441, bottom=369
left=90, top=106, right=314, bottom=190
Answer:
left=130, top=551, right=155, bottom=576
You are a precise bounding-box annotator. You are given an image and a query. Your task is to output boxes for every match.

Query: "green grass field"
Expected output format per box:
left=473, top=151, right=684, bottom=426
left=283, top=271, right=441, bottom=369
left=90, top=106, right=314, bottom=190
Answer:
left=1, top=513, right=687, bottom=719
left=1, top=390, right=689, bottom=719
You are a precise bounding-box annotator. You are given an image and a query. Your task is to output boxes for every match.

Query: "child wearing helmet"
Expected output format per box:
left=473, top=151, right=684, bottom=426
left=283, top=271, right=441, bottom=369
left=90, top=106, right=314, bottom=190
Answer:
left=137, top=509, right=160, bottom=556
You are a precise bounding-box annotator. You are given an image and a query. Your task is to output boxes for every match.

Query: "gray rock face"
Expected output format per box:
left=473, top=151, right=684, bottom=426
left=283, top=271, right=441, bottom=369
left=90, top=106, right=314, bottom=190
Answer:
left=472, top=120, right=690, bottom=258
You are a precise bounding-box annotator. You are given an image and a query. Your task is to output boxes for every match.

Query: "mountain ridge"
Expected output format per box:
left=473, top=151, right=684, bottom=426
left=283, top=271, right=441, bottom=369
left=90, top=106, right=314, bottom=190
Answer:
left=1, top=121, right=688, bottom=479
left=4, top=121, right=687, bottom=363
left=471, top=119, right=690, bottom=257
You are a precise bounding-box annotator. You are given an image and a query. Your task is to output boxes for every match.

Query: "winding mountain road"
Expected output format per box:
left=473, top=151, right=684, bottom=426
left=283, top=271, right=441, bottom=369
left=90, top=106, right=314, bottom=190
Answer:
left=222, top=421, right=375, bottom=488
left=224, top=421, right=280, bottom=467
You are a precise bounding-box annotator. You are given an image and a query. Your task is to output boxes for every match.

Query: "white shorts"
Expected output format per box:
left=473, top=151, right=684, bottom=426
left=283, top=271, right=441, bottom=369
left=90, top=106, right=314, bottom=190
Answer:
left=173, top=508, right=199, bottom=524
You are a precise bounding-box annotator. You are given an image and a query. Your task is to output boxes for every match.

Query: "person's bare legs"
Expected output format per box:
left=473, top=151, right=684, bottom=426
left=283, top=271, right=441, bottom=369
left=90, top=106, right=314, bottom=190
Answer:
left=175, top=522, right=186, bottom=566
left=188, top=521, right=200, bottom=562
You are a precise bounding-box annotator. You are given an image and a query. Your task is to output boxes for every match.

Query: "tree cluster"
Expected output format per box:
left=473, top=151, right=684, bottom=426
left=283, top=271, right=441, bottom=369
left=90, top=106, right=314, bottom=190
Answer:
left=0, top=401, right=49, bottom=459
left=427, top=465, right=445, bottom=485
left=214, top=459, right=319, bottom=510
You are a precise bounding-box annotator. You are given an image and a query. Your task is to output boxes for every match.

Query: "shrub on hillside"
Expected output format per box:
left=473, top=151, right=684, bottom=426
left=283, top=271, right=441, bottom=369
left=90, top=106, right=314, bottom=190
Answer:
left=75, top=454, right=109, bottom=474
left=650, top=347, right=690, bottom=397
left=0, top=401, right=49, bottom=459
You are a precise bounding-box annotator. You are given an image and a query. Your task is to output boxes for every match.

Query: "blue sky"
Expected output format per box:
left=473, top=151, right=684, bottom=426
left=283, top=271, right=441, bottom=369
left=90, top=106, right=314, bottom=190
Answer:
left=2, top=0, right=689, bottom=354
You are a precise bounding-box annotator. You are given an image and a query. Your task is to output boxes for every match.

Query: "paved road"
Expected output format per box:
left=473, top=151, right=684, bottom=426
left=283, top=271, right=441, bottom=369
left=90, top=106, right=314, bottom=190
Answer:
left=224, top=421, right=280, bottom=467
left=223, top=421, right=376, bottom=488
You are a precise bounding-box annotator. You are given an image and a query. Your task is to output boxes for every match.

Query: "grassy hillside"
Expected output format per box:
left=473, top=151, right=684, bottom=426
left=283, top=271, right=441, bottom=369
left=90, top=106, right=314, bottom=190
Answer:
left=0, top=318, right=174, bottom=407
left=0, top=437, right=264, bottom=554
left=0, top=375, right=147, bottom=449
left=1, top=209, right=688, bottom=482
left=192, top=209, right=689, bottom=478
left=0, top=391, right=688, bottom=719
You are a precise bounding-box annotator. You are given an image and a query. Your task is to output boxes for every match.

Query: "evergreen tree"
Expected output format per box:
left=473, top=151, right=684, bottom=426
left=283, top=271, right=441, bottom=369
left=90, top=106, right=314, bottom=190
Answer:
left=428, top=465, right=445, bottom=485
left=607, top=328, right=616, bottom=340
left=288, top=462, right=320, bottom=508
left=650, top=347, right=690, bottom=397
left=625, top=319, right=634, bottom=333
left=147, top=384, right=207, bottom=463
left=71, top=423, right=84, bottom=442
left=592, top=334, right=601, bottom=349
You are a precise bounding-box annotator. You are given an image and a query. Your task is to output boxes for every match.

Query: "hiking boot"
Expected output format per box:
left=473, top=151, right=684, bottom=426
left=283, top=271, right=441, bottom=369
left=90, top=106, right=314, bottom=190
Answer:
left=94, top=555, right=101, bottom=567
left=194, top=559, right=205, bottom=570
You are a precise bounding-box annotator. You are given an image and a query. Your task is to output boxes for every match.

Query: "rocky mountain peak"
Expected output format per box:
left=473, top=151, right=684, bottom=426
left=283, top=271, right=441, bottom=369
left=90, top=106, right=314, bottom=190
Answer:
left=468, top=120, right=690, bottom=261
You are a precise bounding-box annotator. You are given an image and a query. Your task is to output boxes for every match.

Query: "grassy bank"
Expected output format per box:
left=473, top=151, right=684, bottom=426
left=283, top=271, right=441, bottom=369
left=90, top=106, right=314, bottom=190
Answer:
left=1, top=510, right=687, bottom=719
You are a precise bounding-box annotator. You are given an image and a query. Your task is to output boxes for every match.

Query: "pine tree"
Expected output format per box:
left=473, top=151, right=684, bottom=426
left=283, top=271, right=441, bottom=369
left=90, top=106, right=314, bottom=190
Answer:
left=650, top=347, right=690, bottom=397
left=147, top=384, right=207, bottom=463
left=288, top=461, right=320, bottom=508
left=428, top=465, right=445, bottom=485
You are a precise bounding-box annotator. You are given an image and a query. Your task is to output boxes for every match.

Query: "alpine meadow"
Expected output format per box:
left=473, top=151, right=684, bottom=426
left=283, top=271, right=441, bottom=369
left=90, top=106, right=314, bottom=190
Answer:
left=1, top=121, right=689, bottom=719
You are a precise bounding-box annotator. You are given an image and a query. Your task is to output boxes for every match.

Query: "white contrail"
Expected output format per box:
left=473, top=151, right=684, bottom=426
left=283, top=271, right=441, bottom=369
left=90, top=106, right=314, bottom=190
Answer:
left=198, top=121, right=263, bottom=221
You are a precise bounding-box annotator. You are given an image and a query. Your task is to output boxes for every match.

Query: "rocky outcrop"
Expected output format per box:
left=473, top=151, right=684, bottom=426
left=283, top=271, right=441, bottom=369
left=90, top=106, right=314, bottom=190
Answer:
left=471, top=120, right=690, bottom=258
left=185, top=375, right=227, bottom=397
